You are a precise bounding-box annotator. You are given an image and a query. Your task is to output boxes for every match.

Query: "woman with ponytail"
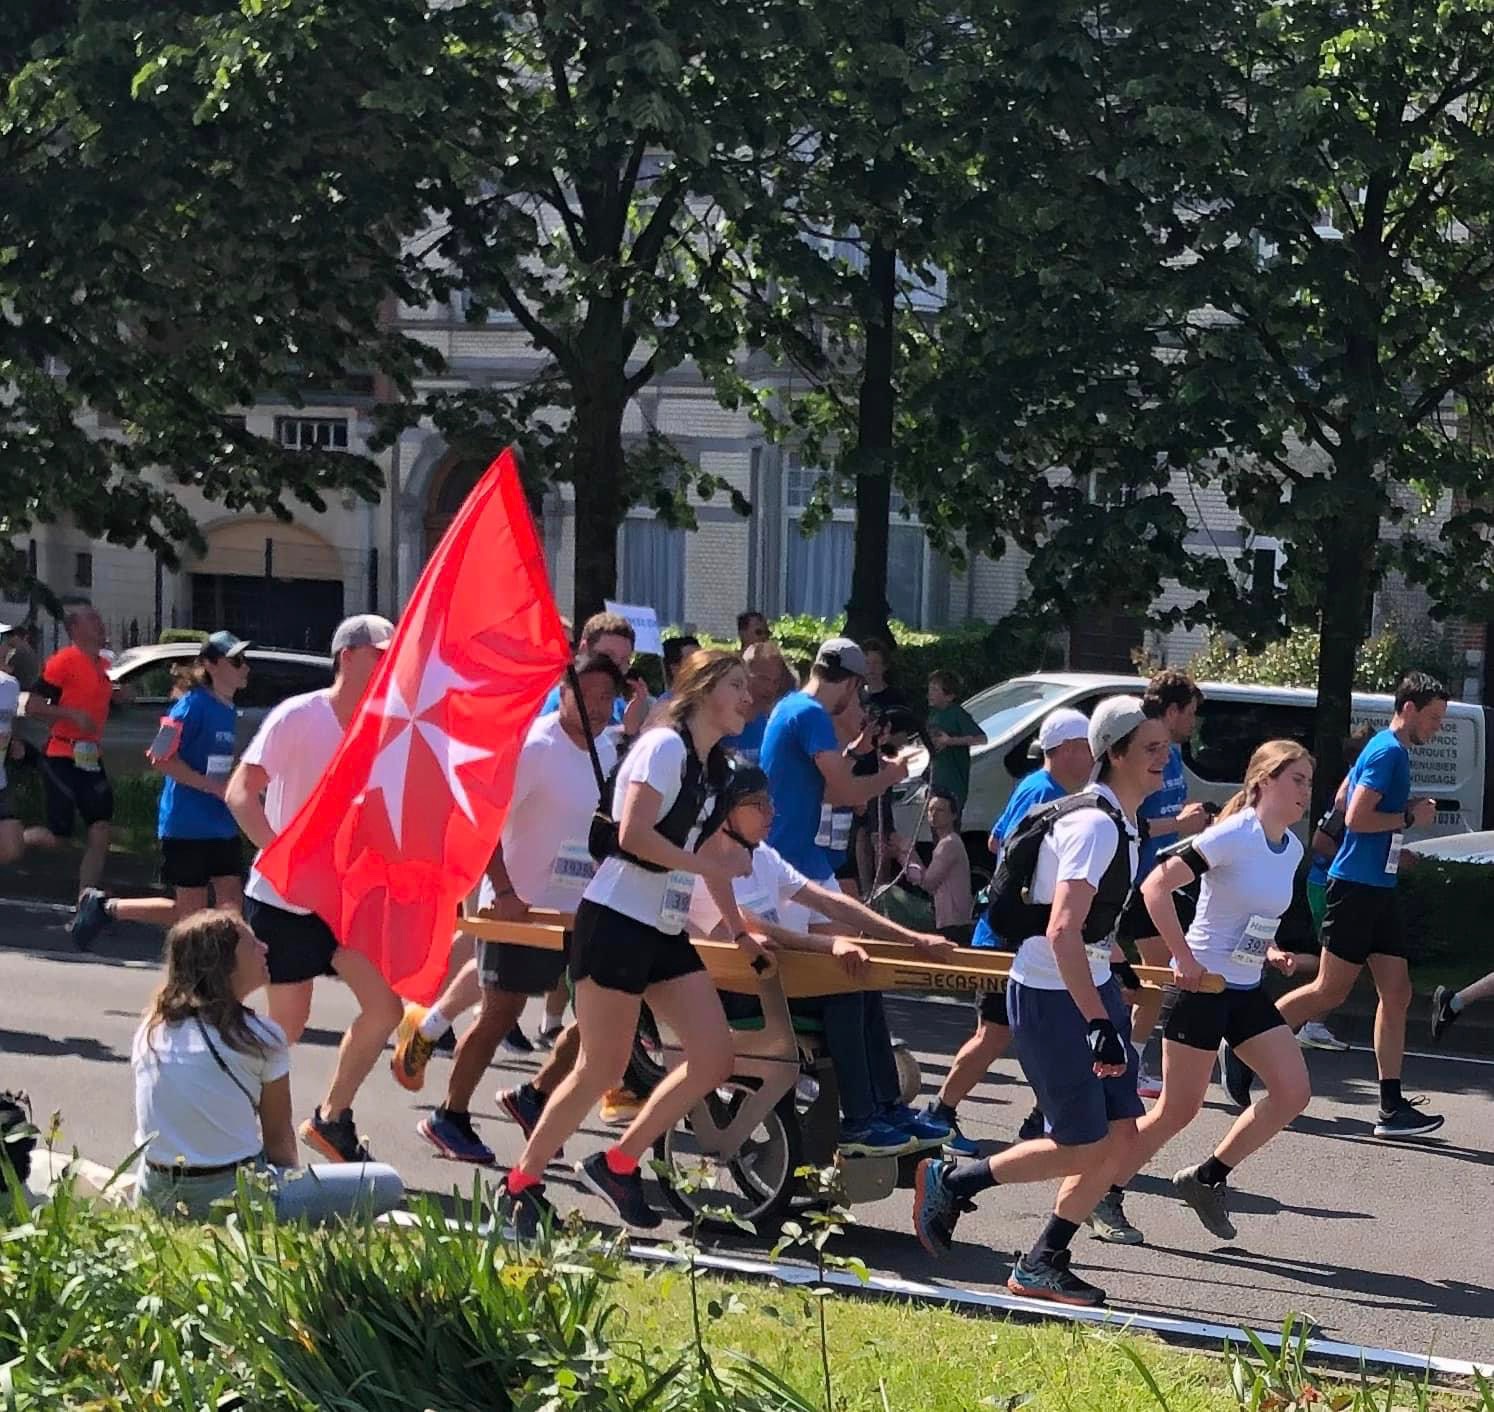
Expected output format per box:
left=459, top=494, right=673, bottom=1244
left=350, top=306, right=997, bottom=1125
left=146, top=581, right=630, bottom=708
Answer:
left=1119, top=740, right=1315, bottom=1244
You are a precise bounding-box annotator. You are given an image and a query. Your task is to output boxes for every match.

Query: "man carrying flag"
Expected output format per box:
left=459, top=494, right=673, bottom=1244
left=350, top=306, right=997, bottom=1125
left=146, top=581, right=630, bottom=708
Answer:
left=251, top=448, right=571, bottom=1161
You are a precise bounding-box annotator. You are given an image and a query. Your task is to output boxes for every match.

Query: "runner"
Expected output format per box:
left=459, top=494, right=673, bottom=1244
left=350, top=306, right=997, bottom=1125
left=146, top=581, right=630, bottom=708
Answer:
left=0, top=625, right=23, bottom=867
left=225, top=613, right=401, bottom=1163
left=910, top=697, right=1166, bottom=1307
left=1117, top=740, right=1314, bottom=1243
left=657, top=636, right=701, bottom=702
left=721, top=640, right=790, bottom=766
left=692, top=765, right=957, bottom=1156
left=1269, top=673, right=1448, bottom=1138
left=538, top=610, right=650, bottom=737
left=1118, top=670, right=1211, bottom=1098
left=498, top=649, right=770, bottom=1237
left=925, top=671, right=986, bottom=812
left=71, top=632, right=252, bottom=948
left=21, top=599, right=133, bottom=939
left=404, top=652, right=622, bottom=1164
left=928, top=708, right=1093, bottom=1155
left=1432, top=968, right=1494, bottom=1042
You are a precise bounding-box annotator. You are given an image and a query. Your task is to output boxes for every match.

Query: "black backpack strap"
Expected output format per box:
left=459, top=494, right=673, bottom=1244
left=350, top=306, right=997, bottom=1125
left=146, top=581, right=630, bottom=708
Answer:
left=566, top=665, right=611, bottom=799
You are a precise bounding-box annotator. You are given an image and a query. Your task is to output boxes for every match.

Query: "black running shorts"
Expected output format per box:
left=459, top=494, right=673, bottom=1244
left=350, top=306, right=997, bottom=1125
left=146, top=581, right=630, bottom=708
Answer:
left=1320, top=876, right=1408, bottom=965
left=1160, top=983, right=1286, bottom=1053
left=568, top=898, right=705, bottom=996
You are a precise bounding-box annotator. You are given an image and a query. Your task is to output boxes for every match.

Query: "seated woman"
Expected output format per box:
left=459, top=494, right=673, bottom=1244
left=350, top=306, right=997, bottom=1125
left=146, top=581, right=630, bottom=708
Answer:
left=691, top=766, right=959, bottom=1158
left=133, top=909, right=404, bottom=1223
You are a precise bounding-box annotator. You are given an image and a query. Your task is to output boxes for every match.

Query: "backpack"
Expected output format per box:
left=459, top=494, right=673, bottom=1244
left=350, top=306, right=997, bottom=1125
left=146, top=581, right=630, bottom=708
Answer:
left=0, top=1090, right=35, bottom=1188
left=984, top=791, right=1131, bottom=948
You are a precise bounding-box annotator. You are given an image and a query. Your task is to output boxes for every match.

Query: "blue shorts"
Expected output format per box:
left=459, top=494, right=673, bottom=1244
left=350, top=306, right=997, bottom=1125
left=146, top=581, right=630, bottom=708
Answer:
left=1007, top=977, right=1144, bottom=1146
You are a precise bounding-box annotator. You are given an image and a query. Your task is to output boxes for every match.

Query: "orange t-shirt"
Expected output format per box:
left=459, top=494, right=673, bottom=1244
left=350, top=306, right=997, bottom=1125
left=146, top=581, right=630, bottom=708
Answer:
left=41, top=645, right=114, bottom=761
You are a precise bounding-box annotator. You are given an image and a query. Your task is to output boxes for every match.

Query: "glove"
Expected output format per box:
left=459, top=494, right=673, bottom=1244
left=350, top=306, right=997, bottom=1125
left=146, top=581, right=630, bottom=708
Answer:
left=1110, top=961, right=1142, bottom=992
left=1085, top=1018, right=1128, bottom=1068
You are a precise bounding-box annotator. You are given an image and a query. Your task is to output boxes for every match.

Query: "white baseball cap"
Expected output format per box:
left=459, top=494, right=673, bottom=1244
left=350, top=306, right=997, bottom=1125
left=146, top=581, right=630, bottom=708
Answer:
left=330, top=613, right=396, bottom=656
left=1037, top=707, right=1090, bottom=753
left=1087, top=694, right=1149, bottom=781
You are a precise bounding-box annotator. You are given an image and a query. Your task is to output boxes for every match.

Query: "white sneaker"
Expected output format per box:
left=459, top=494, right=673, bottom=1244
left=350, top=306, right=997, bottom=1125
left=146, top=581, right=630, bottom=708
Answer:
left=1297, top=1021, right=1348, bottom=1052
left=1136, top=1068, right=1163, bottom=1100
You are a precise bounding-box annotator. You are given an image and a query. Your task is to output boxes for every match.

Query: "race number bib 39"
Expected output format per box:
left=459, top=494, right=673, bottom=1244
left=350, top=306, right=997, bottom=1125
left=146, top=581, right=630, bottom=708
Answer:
left=1230, top=913, right=1279, bottom=968
left=72, top=740, right=101, bottom=772
left=659, top=869, right=696, bottom=932
left=1385, top=832, right=1404, bottom=874
left=550, top=840, right=597, bottom=896
left=814, top=804, right=853, bottom=852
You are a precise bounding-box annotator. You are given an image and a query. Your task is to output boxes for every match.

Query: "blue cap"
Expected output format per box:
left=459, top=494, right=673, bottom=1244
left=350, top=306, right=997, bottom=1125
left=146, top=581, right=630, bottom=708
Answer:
left=200, top=631, right=250, bottom=662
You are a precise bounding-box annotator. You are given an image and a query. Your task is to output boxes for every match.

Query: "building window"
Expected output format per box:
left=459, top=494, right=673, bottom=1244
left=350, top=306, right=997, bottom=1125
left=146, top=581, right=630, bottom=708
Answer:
left=618, top=514, right=686, bottom=629
left=275, top=416, right=349, bottom=451
left=74, top=552, right=93, bottom=589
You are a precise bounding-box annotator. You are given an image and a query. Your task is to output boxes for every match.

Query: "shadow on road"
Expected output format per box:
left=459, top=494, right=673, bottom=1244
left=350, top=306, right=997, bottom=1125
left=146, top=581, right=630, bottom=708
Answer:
left=0, top=1025, right=125, bottom=1064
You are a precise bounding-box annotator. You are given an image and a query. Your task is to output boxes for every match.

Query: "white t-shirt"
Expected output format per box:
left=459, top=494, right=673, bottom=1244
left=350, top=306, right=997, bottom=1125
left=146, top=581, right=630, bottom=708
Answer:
left=242, top=690, right=344, bottom=914
left=689, top=842, right=808, bottom=935
left=132, top=1012, right=289, bottom=1167
left=0, top=672, right=18, bottom=791
left=583, top=727, right=716, bottom=932
left=476, top=712, right=617, bottom=913
left=1009, top=783, right=1139, bottom=992
left=1184, top=807, right=1303, bottom=987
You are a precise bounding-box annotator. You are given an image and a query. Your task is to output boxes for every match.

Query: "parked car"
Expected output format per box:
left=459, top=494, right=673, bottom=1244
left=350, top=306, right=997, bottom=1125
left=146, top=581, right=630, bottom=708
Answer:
left=12, top=643, right=335, bottom=781
left=892, top=672, right=1489, bottom=874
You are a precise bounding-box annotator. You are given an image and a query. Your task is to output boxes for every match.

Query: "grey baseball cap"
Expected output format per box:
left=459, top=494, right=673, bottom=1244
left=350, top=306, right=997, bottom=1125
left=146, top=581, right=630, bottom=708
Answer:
left=330, top=613, right=396, bottom=656
left=1087, top=694, right=1148, bottom=780
left=813, top=637, right=869, bottom=678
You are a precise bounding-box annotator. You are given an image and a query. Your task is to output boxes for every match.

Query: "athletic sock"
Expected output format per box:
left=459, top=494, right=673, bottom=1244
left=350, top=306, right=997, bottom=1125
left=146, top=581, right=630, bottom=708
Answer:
left=1027, top=1215, right=1080, bottom=1265
left=543, top=1008, right=566, bottom=1030
left=1379, top=1078, right=1403, bottom=1110
left=418, top=1006, right=451, bottom=1041
left=506, top=1168, right=541, bottom=1196
left=604, top=1147, right=638, bottom=1178
left=1449, top=993, right=1466, bottom=1014
left=929, top=1100, right=958, bottom=1125
left=1196, top=1155, right=1233, bottom=1186
left=943, top=1158, right=1000, bottom=1201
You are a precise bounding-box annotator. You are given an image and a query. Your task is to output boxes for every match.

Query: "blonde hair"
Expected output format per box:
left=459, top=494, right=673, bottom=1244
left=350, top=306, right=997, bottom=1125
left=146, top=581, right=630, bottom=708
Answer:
left=1218, top=739, right=1313, bottom=821
left=657, top=648, right=745, bottom=730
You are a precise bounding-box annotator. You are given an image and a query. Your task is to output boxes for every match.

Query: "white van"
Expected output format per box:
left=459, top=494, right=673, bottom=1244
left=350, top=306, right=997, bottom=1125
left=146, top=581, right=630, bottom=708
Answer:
left=893, top=672, right=1488, bottom=870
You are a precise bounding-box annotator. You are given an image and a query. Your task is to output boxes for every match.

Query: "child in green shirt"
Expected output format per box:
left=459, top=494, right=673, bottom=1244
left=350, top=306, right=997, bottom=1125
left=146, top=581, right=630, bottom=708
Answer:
left=925, top=670, right=986, bottom=808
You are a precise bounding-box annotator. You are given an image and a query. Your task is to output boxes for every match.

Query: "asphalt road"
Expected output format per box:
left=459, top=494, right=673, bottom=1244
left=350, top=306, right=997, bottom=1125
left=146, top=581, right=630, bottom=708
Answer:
left=3, top=898, right=1490, bottom=1363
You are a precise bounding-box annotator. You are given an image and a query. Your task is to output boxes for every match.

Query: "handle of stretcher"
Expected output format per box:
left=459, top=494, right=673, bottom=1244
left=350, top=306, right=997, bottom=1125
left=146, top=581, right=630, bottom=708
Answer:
left=460, top=913, right=1224, bottom=998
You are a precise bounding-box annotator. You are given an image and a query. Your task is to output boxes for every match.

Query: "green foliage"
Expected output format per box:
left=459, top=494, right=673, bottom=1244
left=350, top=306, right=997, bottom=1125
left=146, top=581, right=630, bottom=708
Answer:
left=1187, top=625, right=1452, bottom=694
left=157, top=628, right=209, bottom=646
left=1400, top=859, right=1494, bottom=971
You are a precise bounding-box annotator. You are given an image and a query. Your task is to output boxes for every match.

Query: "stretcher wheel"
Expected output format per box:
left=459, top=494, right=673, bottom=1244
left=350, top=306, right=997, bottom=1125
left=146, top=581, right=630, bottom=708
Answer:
left=653, top=1080, right=804, bottom=1235
left=894, top=1039, right=921, bottom=1107
left=625, top=1004, right=667, bottom=1098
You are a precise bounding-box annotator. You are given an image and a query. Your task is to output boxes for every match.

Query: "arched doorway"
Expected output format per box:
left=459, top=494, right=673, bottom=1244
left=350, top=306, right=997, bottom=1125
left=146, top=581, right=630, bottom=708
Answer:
left=423, top=455, right=491, bottom=559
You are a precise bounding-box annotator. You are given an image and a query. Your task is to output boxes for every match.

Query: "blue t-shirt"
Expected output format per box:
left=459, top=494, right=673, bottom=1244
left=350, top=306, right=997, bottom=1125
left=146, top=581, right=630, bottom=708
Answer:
left=723, top=711, right=768, bottom=765
left=539, top=683, right=626, bottom=725
left=1329, top=728, right=1411, bottom=889
left=157, top=689, right=239, bottom=840
left=762, top=691, right=839, bottom=880
left=971, top=768, right=1068, bottom=949
left=1137, top=743, right=1187, bottom=880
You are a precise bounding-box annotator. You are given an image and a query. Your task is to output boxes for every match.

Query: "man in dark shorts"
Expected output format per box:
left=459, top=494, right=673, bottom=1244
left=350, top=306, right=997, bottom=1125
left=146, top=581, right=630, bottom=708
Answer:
left=226, top=613, right=398, bottom=1163
left=1274, top=673, right=1447, bottom=1139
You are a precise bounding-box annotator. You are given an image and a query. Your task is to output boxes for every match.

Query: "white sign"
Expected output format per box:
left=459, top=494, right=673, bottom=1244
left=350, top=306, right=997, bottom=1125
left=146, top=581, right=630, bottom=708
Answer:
left=604, top=600, right=663, bottom=656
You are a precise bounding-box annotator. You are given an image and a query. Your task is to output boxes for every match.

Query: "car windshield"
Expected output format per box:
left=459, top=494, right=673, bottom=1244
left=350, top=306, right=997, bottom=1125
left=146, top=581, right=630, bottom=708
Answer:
left=965, top=678, right=1077, bottom=747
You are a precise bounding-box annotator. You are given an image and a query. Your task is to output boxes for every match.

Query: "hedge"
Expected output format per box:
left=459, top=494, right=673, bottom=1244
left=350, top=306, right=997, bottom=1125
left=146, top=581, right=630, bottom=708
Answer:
left=1400, top=858, right=1494, bottom=968
left=1189, top=622, right=1463, bottom=693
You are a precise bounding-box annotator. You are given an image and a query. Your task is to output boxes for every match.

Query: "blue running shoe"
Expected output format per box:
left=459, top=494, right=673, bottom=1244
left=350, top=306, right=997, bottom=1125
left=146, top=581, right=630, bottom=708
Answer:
left=417, top=1110, right=495, bottom=1164
left=884, top=1103, right=951, bottom=1149
left=838, top=1118, right=916, bottom=1158
left=942, top=1120, right=980, bottom=1157
left=911, top=1156, right=972, bottom=1257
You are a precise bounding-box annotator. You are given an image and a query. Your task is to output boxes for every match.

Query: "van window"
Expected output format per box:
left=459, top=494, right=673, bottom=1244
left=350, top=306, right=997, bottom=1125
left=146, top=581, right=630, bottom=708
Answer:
left=1186, top=700, right=1316, bottom=784
left=239, top=656, right=334, bottom=709
left=965, top=679, right=1076, bottom=748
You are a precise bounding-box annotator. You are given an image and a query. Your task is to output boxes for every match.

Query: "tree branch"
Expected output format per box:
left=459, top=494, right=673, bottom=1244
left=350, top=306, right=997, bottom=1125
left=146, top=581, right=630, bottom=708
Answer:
left=625, top=182, right=687, bottom=273
left=488, top=261, right=577, bottom=375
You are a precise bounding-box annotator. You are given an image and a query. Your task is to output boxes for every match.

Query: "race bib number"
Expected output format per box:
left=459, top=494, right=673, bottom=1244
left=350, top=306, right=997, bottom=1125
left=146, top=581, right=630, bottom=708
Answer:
left=737, top=889, right=779, bottom=927
left=204, top=753, right=234, bottom=777
left=549, top=840, right=596, bottom=896
left=1230, top=913, right=1279, bottom=968
left=1085, top=941, right=1113, bottom=968
left=814, top=804, right=853, bottom=851
left=72, top=740, right=101, bottom=772
left=1385, top=832, right=1404, bottom=874
left=659, top=869, right=696, bottom=932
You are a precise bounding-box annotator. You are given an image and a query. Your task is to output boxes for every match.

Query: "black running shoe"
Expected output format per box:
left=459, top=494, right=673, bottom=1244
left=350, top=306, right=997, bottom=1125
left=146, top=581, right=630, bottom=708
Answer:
left=501, top=1025, right=534, bottom=1055
left=503, top=1179, right=556, bottom=1242
left=435, top=1024, right=457, bottom=1054
left=497, top=1083, right=545, bottom=1140
left=1171, top=1165, right=1237, bottom=1240
left=69, top=888, right=112, bottom=952
left=1007, top=1249, right=1105, bottom=1306
left=299, top=1106, right=372, bottom=1164
left=1373, top=1097, right=1445, bottom=1140
left=576, top=1152, right=662, bottom=1231
left=1017, top=1105, right=1047, bottom=1142
left=1430, top=986, right=1459, bottom=1045
left=1220, top=1041, right=1255, bottom=1111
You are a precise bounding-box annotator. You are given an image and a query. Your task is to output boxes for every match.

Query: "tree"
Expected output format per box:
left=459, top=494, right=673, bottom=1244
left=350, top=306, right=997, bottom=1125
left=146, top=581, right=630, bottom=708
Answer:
left=905, top=0, right=1494, bottom=804
left=0, top=1, right=445, bottom=600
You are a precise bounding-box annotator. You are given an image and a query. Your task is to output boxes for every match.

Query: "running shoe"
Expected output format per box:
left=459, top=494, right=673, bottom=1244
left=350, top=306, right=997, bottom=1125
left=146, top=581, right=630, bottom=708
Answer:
left=883, top=1102, right=951, bottom=1149
left=391, top=1005, right=439, bottom=1093
left=435, top=1025, right=458, bottom=1054
left=1086, top=1190, right=1144, bottom=1245
left=1136, top=1068, right=1164, bottom=1101
left=1297, top=1020, right=1348, bottom=1051
left=417, top=1110, right=495, bottom=1164
left=497, top=1083, right=546, bottom=1140
left=838, top=1118, right=917, bottom=1158
left=502, top=1025, right=535, bottom=1056
left=576, top=1152, right=662, bottom=1231
left=535, top=1022, right=565, bottom=1051
left=935, top=1109, right=980, bottom=1157
left=1430, top=986, right=1459, bottom=1045
left=1007, top=1249, right=1105, bottom=1307
left=299, top=1107, right=371, bottom=1164
left=70, top=888, right=112, bottom=952
left=911, top=1156, right=973, bottom=1257
left=1373, top=1097, right=1445, bottom=1140
left=1220, top=1041, right=1255, bottom=1111
left=1171, top=1165, right=1237, bottom=1240
left=1017, top=1105, right=1047, bottom=1142
left=502, top=1179, right=556, bottom=1243
left=599, top=1088, right=643, bottom=1125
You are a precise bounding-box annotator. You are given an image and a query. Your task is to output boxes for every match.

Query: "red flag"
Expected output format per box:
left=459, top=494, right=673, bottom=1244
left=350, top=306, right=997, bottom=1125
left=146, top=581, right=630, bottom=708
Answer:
left=256, top=448, right=569, bottom=1002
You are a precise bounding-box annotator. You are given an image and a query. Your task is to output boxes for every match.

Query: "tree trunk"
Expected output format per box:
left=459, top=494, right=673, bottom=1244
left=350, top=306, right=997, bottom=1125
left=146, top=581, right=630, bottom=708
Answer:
left=570, top=378, right=628, bottom=626
left=845, top=234, right=896, bottom=643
